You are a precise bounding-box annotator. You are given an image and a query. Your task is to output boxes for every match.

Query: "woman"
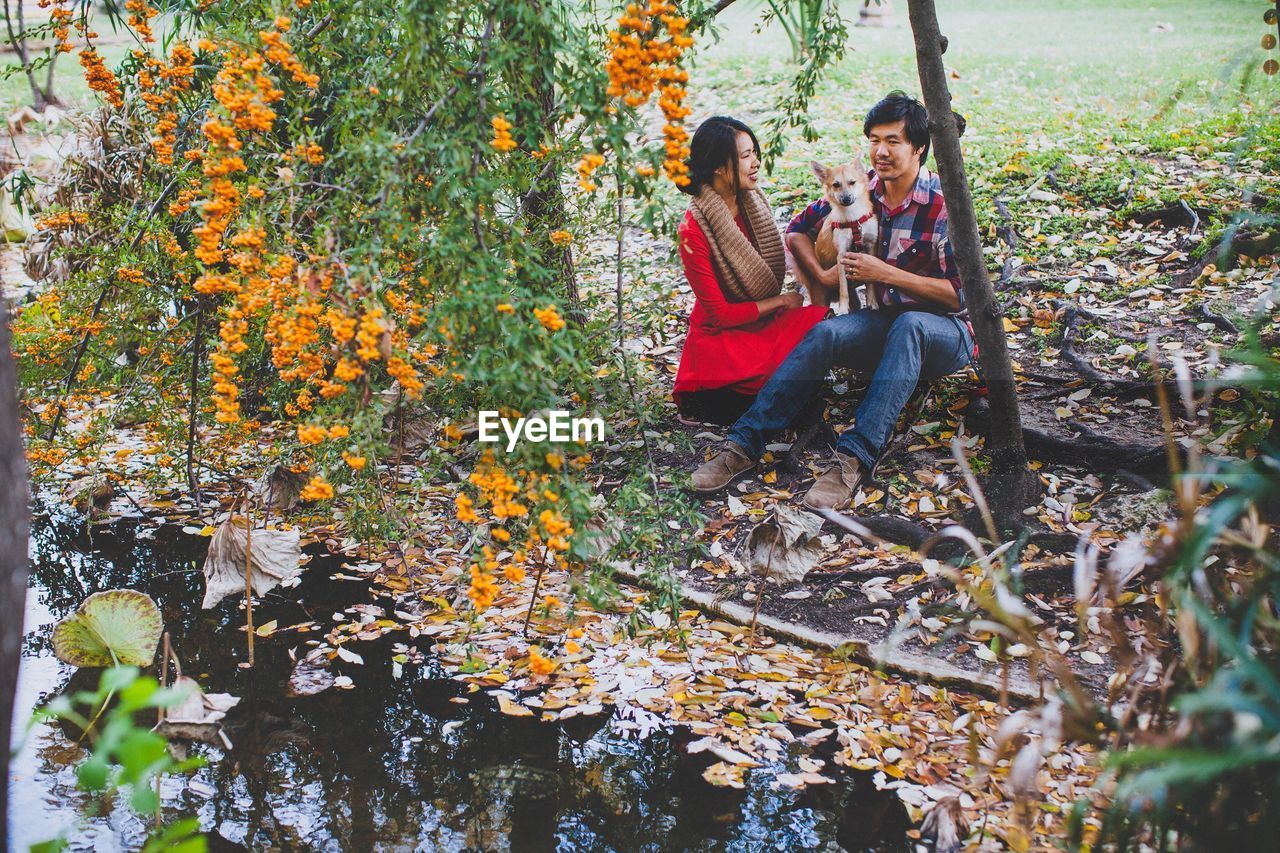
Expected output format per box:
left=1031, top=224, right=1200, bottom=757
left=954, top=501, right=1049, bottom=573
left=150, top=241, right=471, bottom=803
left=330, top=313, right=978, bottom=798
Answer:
left=673, top=116, right=828, bottom=425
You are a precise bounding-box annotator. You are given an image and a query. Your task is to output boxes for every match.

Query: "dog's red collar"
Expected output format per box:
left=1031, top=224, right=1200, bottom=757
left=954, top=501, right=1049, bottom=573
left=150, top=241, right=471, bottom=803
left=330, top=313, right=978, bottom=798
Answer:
left=829, top=211, right=875, bottom=229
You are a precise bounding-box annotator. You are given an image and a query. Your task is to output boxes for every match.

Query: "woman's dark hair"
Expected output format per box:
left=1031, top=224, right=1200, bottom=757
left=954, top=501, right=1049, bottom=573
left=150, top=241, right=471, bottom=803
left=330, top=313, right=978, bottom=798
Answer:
left=863, top=91, right=932, bottom=165
left=681, top=115, right=760, bottom=196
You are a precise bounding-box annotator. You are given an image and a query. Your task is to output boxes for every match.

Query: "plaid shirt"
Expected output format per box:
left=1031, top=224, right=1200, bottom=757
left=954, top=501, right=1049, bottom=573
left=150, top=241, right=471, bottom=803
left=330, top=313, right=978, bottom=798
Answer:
left=785, top=166, right=964, bottom=314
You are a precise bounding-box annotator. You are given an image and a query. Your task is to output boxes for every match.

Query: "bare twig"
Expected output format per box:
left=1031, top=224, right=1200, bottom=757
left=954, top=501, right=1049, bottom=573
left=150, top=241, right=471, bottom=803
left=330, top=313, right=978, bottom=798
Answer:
left=1179, top=199, right=1200, bottom=238
left=951, top=435, right=998, bottom=543
left=243, top=502, right=255, bottom=668
left=186, top=302, right=203, bottom=503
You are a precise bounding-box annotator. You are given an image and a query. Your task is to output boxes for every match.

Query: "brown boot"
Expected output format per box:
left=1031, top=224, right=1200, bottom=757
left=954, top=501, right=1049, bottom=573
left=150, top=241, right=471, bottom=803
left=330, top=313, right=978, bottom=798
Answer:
left=690, top=441, right=755, bottom=493
left=802, top=452, right=864, bottom=510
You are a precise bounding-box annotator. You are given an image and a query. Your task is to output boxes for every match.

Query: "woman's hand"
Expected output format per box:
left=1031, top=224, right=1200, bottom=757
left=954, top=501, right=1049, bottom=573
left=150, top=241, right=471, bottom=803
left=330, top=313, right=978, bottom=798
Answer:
left=755, top=290, right=804, bottom=318
left=778, top=291, right=803, bottom=310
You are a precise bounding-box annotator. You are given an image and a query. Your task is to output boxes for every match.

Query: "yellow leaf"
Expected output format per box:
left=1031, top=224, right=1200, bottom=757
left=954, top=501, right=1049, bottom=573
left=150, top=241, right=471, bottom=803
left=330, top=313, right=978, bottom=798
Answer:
left=497, top=696, right=533, bottom=717
left=1002, top=317, right=1018, bottom=332
left=807, top=706, right=835, bottom=720
left=254, top=620, right=277, bottom=637
left=882, top=763, right=906, bottom=779
left=762, top=470, right=777, bottom=484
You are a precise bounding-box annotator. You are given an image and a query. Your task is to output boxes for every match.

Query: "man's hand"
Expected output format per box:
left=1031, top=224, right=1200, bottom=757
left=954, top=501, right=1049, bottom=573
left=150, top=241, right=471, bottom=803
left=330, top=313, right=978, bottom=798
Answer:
left=840, top=251, right=894, bottom=284
left=839, top=251, right=961, bottom=312
left=778, top=290, right=804, bottom=310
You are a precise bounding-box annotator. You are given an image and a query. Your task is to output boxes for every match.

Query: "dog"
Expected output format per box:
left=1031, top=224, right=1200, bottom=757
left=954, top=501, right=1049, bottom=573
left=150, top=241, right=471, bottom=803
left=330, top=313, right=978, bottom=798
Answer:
left=809, top=158, right=879, bottom=315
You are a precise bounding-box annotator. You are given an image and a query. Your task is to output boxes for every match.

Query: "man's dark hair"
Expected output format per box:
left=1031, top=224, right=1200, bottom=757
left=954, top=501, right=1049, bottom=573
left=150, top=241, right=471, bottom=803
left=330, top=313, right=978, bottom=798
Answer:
left=863, top=91, right=931, bottom=165
left=682, top=115, right=760, bottom=196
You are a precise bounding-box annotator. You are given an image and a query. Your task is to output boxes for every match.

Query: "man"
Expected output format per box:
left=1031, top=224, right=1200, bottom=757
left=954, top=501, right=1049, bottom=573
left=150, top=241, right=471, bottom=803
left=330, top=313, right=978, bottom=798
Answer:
left=690, top=91, right=978, bottom=510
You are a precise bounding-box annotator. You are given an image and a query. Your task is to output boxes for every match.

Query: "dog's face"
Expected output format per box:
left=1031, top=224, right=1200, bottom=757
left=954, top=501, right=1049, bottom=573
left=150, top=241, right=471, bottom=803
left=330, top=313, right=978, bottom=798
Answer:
left=810, top=158, right=869, bottom=210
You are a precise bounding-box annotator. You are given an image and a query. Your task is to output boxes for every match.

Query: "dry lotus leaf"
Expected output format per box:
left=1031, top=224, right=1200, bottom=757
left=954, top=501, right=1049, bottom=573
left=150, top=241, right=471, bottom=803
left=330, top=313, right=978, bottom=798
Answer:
left=287, top=651, right=335, bottom=697
left=52, top=589, right=163, bottom=668
left=250, top=465, right=310, bottom=512
left=201, top=516, right=303, bottom=609
left=745, top=503, right=824, bottom=583
left=380, top=386, right=435, bottom=452
left=155, top=676, right=240, bottom=744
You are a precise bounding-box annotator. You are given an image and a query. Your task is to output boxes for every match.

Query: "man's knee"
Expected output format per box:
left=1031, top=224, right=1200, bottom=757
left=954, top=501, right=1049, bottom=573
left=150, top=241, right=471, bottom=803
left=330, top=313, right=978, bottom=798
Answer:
left=889, top=311, right=931, bottom=336
left=885, top=311, right=932, bottom=352
left=799, top=320, right=838, bottom=354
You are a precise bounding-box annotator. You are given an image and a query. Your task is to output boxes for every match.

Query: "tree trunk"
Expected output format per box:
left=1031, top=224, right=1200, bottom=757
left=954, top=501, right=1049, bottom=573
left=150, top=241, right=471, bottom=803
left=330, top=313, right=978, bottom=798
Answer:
left=906, top=0, right=1039, bottom=526
left=0, top=295, right=31, bottom=853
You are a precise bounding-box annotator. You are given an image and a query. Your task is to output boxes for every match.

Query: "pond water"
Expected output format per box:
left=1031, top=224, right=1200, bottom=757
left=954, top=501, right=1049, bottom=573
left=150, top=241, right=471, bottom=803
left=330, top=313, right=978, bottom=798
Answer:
left=8, top=504, right=911, bottom=851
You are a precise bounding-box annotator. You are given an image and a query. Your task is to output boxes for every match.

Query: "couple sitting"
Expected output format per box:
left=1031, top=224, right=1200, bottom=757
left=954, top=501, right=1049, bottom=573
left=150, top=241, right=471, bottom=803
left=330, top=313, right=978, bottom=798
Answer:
left=673, top=91, right=977, bottom=511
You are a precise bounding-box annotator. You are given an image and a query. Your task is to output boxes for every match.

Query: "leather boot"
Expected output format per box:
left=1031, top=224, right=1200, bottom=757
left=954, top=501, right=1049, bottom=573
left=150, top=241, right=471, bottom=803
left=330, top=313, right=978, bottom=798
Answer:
left=690, top=441, right=755, bottom=493
left=802, top=452, right=864, bottom=510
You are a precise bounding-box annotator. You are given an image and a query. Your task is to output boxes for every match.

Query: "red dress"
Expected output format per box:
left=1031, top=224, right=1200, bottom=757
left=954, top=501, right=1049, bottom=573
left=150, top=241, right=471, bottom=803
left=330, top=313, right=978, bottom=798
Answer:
left=673, top=209, right=828, bottom=410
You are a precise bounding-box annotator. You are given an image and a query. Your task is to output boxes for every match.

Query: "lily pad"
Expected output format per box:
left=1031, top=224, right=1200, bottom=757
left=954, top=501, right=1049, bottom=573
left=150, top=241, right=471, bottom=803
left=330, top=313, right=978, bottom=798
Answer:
left=51, top=590, right=163, bottom=668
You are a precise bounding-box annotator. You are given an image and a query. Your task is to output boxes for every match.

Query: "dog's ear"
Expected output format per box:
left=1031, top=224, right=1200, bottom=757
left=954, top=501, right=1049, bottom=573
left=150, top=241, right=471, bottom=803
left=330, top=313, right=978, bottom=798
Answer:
left=850, top=152, right=866, bottom=177
left=810, top=160, right=830, bottom=183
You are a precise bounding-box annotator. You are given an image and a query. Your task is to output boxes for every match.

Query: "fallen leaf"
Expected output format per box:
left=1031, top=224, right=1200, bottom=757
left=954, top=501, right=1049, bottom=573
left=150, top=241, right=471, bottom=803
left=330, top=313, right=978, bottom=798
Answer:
left=701, top=761, right=747, bottom=788
left=497, top=695, right=533, bottom=717
left=746, top=504, right=824, bottom=583
left=334, top=645, right=365, bottom=665
left=687, top=737, right=762, bottom=767
left=155, top=676, right=240, bottom=745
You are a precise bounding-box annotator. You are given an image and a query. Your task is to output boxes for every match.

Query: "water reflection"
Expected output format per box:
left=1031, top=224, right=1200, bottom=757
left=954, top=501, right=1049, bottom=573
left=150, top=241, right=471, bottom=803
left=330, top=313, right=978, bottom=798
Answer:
left=11, top=505, right=911, bottom=851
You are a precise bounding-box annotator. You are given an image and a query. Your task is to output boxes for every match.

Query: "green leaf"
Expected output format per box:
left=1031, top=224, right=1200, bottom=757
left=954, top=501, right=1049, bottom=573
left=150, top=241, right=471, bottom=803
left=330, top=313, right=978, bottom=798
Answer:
left=51, top=590, right=163, bottom=668
left=142, top=818, right=207, bottom=853
left=130, top=781, right=160, bottom=815
left=77, top=755, right=110, bottom=792
left=116, top=730, right=168, bottom=783
left=101, top=665, right=143, bottom=694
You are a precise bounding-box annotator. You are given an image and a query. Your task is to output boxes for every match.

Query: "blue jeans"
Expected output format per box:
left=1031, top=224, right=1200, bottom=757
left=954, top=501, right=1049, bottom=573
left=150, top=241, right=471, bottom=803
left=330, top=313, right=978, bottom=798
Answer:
left=727, top=309, right=974, bottom=471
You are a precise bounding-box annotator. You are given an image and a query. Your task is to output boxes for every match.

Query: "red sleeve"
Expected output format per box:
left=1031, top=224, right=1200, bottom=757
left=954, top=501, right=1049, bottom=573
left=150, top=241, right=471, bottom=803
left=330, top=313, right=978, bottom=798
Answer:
left=678, top=212, right=760, bottom=329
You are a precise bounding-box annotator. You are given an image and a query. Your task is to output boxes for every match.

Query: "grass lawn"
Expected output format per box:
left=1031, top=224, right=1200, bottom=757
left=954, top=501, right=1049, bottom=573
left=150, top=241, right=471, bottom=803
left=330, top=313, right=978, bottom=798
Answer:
left=695, top=0, right=1276, bottom=200
left=2, top=9, right=171, bottom=114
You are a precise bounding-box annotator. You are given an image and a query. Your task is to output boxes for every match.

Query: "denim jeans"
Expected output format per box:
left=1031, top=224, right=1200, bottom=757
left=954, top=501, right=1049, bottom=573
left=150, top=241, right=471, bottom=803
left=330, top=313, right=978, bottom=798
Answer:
left=726, top=309, right=974, bottom=471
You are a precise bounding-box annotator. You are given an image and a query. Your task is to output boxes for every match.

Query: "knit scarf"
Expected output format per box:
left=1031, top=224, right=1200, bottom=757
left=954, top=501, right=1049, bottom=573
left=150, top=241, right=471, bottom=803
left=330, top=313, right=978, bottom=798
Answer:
left=688, top=185, right=786, bottom=303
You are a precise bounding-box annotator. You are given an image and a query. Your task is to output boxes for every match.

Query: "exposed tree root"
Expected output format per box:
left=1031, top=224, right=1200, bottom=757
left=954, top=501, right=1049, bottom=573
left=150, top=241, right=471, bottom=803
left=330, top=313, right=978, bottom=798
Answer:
left=965, top=397, right=1171, bottom=477
left=1173, top=216, right=1280, bottom=287
left=1059, top=306, right=1150, bottom=392
left=610, top=562, right=1043, bottom=704
left=1128, top=202, right=1210, bottom=231
left=1197, top=303, right=1239, bottom=335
